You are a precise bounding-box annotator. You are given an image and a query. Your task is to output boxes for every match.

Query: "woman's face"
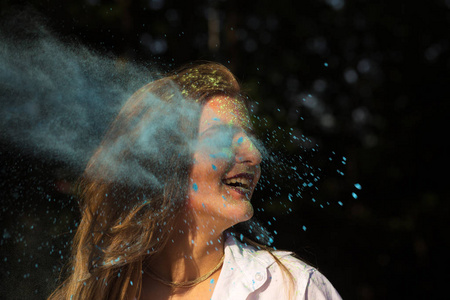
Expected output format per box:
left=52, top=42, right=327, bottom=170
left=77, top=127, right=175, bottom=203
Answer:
left=187, top=95, right=262, bottom=229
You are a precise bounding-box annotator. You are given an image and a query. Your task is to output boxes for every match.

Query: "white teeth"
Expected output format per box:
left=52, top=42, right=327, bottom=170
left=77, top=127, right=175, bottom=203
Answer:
left=223, top=177, right=250, bottom=189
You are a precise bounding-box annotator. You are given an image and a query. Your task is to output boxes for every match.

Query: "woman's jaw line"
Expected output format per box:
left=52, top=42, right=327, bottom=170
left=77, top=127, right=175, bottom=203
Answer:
left=183, top=201, right=253, bottom=230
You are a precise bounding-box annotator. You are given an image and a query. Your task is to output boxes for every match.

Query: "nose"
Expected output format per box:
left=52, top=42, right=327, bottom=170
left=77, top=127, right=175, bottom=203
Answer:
left=234, top=134, right=262, bottom=166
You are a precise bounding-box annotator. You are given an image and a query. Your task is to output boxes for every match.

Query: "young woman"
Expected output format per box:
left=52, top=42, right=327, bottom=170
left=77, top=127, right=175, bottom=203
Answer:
left=48, top=62, right=341, bottom=299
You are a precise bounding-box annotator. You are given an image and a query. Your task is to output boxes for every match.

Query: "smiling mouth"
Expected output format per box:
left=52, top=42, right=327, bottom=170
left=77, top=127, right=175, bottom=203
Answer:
left=222, top=174, right=253, bottom=195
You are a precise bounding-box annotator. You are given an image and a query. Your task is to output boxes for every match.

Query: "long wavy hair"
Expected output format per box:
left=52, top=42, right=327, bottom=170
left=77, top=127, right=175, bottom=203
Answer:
left=48, top=62, right=294, bottom=300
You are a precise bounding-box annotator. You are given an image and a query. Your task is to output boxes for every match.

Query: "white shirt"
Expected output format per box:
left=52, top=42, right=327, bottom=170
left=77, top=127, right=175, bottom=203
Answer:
left=211, top=233, right=342, bottom=300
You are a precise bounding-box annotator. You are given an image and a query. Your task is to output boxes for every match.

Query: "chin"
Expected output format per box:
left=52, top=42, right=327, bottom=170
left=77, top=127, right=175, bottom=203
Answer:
left=227, top=204, right=254, bottom=225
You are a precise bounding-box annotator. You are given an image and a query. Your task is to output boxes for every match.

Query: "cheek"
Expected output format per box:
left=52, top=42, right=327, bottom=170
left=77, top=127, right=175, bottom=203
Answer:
left=208, top=148, right=234, bottom=162
left=185, top=183, right=220, bottom=213
left=193, top=150, right=233, bottom=177
left=196, top=139, right=235, bottom=163
left=188, top=160, right=224, bottom=198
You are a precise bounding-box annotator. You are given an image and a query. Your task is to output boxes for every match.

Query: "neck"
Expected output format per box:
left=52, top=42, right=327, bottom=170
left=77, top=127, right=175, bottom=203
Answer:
left=147, top=209, right=226, bottom=283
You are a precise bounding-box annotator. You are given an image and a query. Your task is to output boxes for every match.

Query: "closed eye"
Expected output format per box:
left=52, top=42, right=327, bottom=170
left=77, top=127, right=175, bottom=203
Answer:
left=198, top=124, right=266, bottom=158
left=198, top=125, right=237, bottom=150
left=199, top=124, right=240, bottom=137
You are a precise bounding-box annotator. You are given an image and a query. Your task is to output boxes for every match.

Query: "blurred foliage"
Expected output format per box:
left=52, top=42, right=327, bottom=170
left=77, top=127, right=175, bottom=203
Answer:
left=1, top=0, right=449, bottom=299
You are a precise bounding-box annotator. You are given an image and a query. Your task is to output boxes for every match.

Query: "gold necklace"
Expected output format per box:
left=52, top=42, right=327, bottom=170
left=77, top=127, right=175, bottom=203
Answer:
left=145, top=254, right=225, bottom=288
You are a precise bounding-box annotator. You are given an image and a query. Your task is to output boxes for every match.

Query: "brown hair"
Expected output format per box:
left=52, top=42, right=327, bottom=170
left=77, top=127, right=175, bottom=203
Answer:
left=48, top=62, right=294, bottom=300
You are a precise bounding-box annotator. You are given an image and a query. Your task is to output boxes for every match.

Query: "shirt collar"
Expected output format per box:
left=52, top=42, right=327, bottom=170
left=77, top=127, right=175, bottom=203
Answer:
left=223, top=232, right=292, bottom=291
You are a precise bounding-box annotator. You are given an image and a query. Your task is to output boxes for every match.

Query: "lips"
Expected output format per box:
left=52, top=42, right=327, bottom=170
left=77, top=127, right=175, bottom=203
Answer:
left=222, top=173, right=255, bottom=195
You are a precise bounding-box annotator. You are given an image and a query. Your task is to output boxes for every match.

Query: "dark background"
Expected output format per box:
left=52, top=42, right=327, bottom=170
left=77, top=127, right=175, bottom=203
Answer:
left=1, top=0, right=449, bottom=299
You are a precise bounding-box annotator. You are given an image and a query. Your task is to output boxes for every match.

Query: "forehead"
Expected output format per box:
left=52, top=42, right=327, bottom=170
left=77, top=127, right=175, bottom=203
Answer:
left=199, top=95, right=251, bottom=132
